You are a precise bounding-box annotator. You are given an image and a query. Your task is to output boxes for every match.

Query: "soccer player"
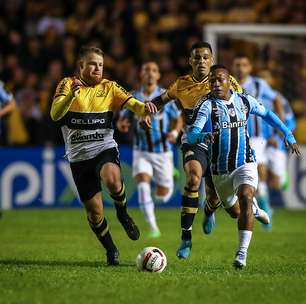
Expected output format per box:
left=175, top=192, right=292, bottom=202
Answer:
left=0, top=80, right=16, bottom=216
left=117, top=61, right=182, bottom=238
left=187, top=65, right=300, bottom=268
left=232, top=55, right=285, bottom=229
left=50, top=46, right=157, bottom=266
left=258, top=70, right=296, bottom=193
left=145, top=42, right=243, bottom=259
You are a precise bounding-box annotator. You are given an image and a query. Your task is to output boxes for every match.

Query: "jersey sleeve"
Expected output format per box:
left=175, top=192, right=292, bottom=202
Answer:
left=122, top=97, right=146, bottom=116
left=112, top=82, right=133, bottom=107
left=193, top=100, right=212, bottom=130
left=247, top=94, right=267, bottom=116
left=51, top=77, right=74, bottom=121
left=166, top=79, right=178, bottom=99
left=229, top=75, right=243, bottom=93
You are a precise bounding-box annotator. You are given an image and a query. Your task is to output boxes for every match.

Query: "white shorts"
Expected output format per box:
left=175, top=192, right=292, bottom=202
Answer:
left=267, top=146, right=287, bottom=185
left=132, top=150, right=174, bottom=189
left=249, top=137, right=267, bottom=165
left=212, top=162, right=258, bottom=208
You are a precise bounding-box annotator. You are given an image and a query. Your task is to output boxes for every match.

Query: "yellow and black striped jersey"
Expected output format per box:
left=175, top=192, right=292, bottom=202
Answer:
left=166, top=74, right=242, bottom=147
left=51, top=77, right=146, bottom=162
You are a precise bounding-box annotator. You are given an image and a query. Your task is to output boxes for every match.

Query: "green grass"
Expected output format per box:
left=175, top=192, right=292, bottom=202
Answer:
left=1, top=208, right=306, bottom=304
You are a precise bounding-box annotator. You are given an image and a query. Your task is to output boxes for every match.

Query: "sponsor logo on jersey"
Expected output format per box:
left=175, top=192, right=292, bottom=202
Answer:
left=221, top=120, right=247, bottom=129
left=96, top=89, right=106, bottom=97
left=70, top=118, right=106, bottom=125
left=71, top=132, right=104, bottom=144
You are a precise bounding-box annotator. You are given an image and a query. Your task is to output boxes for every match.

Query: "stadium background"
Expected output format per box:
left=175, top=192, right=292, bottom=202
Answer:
left=0, top=0, right=306, bottom=209
left=1, top=2, right=306, bottom=304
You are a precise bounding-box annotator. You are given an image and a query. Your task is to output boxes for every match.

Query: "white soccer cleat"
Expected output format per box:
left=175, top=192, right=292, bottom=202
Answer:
left=233, top=250, right=247, bottom=269
left=252, top=198, right=270, bottom=225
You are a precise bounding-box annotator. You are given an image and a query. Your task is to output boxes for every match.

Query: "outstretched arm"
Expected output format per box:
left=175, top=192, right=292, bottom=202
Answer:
left=249, top=94, right=300, bottom=155
left=151, top=91, right=172, bottom=111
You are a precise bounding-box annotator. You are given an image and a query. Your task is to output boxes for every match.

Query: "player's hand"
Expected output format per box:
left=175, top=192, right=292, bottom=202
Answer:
left=144, top=102, right=158, bottom=114
left=167, top=130, right=179, bottom=144
left=116, top=117, right=131, bottom=133
left=71, top=78, right=83, bottom=95
left=139, top=115, right=152, bottom=130
left=203, top=131, right=218, bottom=144
left=286, top=141, right=301, bottom=156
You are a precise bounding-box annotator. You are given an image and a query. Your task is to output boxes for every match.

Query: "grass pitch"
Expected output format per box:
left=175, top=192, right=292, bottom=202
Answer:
left=0, top=208, right=306, bottom=304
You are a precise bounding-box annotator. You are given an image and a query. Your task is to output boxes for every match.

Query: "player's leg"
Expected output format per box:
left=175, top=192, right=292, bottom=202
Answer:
left=176, top=154, right=202, bottom=259
left=133, top=150, right=159, bottom=237
left=70, top=157, right=119, bottom=266
left=232, top=163, right=258, bottom=268
left=84, top=193, right=119, bottom=266
left=202, top=173, right=221, bottom=234
left=226, top=195, right=270, bottom=225
left=257, top=163, right=272, bottom=229
left=99, top=148, right=140, bottom=240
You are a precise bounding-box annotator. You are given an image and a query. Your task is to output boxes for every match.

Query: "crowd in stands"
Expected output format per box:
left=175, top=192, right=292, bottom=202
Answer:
left=0, top=0, right=306, bottom=145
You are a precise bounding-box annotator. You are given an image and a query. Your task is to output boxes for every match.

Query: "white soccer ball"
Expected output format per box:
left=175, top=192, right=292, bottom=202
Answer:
left=136, top=247, right=167, bottom=273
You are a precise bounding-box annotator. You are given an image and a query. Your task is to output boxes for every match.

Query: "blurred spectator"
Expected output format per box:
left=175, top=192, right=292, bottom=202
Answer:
left=0, top=0, right=305, bottom=145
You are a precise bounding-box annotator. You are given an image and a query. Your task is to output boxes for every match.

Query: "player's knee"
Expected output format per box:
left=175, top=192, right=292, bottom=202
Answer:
left=155, top=187, right=173, bottom=203
left=87, top=210, right=103, bottom=224
left=106, top=178, right=122, bottom=194
left=186, top=172, right=201, bottom=190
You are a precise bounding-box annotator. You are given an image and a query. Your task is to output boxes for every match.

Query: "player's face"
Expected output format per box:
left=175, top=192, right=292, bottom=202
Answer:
left=232, top=57, right=252, bottom=80
left=79, top=52, right=103, bottom=85
left=189, top=48, right=213, bottom=79
left=209, top=69, right=231, bottom=100
left=140, top=62, right=160, bottom=86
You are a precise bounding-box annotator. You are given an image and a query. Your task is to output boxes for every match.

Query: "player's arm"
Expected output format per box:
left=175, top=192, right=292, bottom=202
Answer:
left=248, top=95, right=300, bottom=155
left=50, top=78, right=81, bottom=121
left=151, top=91, right=172, bottom=111
left=0, top=98, right=16, bottom=117
left=122, top=97, right=157, bottom=116
left=167, top=114, right=183, bottom=144
left=187, top=102, right=212, bottom=145
left=116, top=109, right=133, bottom=133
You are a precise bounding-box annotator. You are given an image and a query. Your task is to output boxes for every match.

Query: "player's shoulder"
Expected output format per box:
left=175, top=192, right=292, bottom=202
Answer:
left=103, top=79, right=131, bottom=95
left=58, top=76, right=73, bottom=85
left=170, top=74, right=194, bottom=88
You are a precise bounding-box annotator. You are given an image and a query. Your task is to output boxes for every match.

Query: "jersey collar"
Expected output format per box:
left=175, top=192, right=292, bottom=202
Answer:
left=191, top=75, right=208, bottom=83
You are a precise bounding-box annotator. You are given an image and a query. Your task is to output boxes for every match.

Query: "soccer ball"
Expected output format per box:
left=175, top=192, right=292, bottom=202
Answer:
left=136, top=247, right=167, bottom=273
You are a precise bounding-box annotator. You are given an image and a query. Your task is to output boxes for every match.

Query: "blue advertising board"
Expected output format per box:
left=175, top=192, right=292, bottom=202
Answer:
left=0, top=145, right=185, bottom=209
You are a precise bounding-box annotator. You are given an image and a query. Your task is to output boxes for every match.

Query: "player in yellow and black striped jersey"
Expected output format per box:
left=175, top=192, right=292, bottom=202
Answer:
left=50, top=46, right=157, bottom=266
left=148, top=42, right=243, bottom=259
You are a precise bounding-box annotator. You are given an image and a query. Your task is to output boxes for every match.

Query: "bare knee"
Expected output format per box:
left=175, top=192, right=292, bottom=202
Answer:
left=186, top=171, right=201, bottom=190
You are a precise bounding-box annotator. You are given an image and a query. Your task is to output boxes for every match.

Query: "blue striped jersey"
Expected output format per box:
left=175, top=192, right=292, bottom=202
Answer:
left=242, top=76, right=277, bottom=139
left=193, top=91, right=267, bottom=174
left=122, top=86, right=180, bottom=153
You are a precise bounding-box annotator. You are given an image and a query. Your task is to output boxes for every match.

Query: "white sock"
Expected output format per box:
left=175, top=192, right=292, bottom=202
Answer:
left=258, top=181, right=268, bottom=197
left=138, top=182, right=158, bottom=231
left=238, top=230, right=253, bottom=253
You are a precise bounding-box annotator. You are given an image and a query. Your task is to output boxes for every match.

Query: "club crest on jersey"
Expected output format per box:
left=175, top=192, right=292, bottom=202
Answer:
left=96, top=90, right=106, bottom=97
left=228, top=108, right=236, bottom=117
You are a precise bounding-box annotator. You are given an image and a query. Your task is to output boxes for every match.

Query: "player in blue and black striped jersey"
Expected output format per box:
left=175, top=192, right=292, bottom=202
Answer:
left=117, top=61, right=182, bottom=237
left=232, top=56, right=285, bottom=229
left=187, top=65, right=300, bottom=268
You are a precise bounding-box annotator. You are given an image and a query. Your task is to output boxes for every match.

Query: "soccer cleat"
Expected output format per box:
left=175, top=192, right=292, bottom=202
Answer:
left=233, top=250, right=247, bottom=269
left=262, top=208, right=273, bottom=230
left=253, top=199, right=270, bottom=225
left=202, top=212, right=216, bottom=234
left=106, top=249, right=120, bottom=266
left=176, top=240, right=192, bottom=259
left=117, top=212, right=140, bottom=240
left=147, top=229, right=161, bottom=238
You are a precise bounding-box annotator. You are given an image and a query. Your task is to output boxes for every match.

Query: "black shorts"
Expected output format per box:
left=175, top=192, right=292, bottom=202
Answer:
left=70, top=147, right=120, bottom=202
left=181, top=143, right=215, bottom=190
